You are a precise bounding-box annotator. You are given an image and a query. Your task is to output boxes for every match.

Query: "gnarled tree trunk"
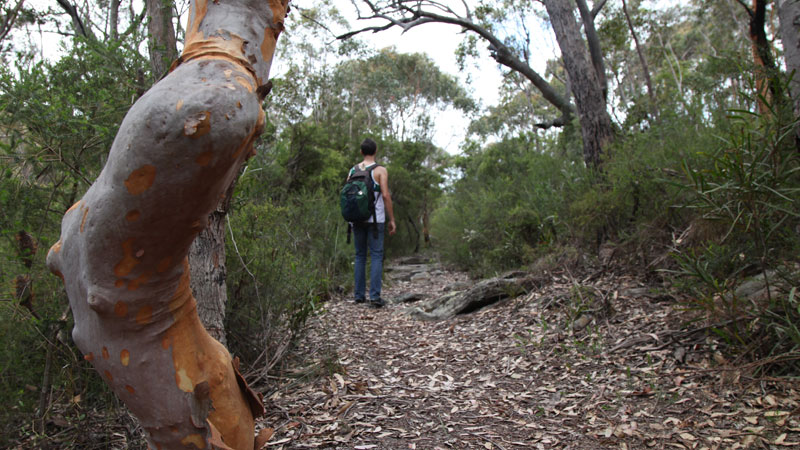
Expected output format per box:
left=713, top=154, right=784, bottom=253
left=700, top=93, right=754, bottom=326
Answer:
left=46, top=0, right=290, bottom=448
left=543, top=0, right=615, bottom=168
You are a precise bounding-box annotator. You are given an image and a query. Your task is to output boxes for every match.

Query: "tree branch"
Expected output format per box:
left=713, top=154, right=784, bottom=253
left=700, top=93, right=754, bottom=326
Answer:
left=0, top=0, right=26, bottom=43
left=340, top=0, right=575, bottom=116
left=591, top=0, right=608, bottom=19
left=55, top=0, right=93, bottom=40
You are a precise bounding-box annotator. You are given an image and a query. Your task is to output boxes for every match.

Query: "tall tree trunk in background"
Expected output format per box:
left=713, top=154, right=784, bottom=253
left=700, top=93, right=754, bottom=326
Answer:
left=543, top=0, right=615, bottom=168
left=46, top=0, right=290, bottom=448
left=109, top=0, right=119, bottom=40
left=744, top=0, right=780, bottom=114
left=575, top=0, right=608, bottom=100
left=622, top=0, right=656, bottom=114
left=778, top=0, right=800, bottom=147
left=145, top=0, right=178, bottom=78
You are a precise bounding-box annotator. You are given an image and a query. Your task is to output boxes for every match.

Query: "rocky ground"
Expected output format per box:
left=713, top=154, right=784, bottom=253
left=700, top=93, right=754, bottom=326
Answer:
left=257, top=256, right=800, bottom=449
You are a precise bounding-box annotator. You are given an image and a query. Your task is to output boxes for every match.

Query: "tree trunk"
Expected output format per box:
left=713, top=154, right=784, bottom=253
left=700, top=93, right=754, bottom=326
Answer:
left=46, top=0, right=290, bottom=448
left=109, top=0, right=119, bottom=40
left=543, top=0, right=615, bottom=168
left=575, top=0, right=608, bottom=100
left=778, top=0, right=800, bottom=138
left=745, top=0, right=780, bottom=114
left=148, top=0, right=232, bottom=346
left=189, top=175, right=240, bottom=347
left=145, top=0, right=178, bottom=79
left=622, top=0, right=656, bottom=112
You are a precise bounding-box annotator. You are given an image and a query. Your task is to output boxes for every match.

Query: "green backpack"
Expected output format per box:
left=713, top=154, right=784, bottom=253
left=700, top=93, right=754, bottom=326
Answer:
left=340, top=164, right=380, bottom=241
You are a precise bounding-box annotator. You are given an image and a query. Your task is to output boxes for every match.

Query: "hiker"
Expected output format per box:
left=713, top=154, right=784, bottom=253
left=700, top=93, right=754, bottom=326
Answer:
left=345, top=138, right=396, bottom=307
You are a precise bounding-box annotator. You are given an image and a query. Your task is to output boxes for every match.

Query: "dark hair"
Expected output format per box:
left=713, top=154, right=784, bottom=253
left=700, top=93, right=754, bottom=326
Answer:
left=360, top=138, right=377, bottom=155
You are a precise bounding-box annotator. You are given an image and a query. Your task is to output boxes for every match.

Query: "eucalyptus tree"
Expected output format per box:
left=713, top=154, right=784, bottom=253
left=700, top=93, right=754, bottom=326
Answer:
left=45, top=0, right=291, bottom=448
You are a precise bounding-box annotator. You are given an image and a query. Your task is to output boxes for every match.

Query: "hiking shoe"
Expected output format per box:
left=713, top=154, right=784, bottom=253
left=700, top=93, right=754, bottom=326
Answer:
left=369, top=298, right=385, bottom=308
left=354, top=297, right=367, bottom=304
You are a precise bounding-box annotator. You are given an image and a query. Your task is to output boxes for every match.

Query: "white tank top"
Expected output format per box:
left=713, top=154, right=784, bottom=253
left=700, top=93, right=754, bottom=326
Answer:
left=353, top=163, right=385, bottom=223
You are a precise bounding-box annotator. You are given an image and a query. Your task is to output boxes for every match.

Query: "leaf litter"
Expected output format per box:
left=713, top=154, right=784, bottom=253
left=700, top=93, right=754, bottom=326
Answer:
left=258, top=259, right=800, bottom=449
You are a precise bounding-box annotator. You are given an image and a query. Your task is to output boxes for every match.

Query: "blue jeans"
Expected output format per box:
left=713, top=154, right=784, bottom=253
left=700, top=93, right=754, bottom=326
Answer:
left=353, top=222, right=385, bottom=301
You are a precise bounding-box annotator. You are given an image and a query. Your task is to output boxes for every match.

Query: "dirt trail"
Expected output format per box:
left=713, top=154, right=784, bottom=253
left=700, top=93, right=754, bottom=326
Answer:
left=258, top=257, right=800, bottom=449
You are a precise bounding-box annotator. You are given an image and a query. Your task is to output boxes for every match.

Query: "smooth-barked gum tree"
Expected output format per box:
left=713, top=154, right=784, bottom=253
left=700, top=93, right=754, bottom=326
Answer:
left=45, top=0, right=290, bottom=448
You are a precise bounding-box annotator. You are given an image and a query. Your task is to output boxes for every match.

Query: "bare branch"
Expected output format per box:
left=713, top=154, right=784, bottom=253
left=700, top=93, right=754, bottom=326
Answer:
left=339, top=0, right=575, bottom=116
left=734, top=0, right=754, bottom=17
left=591, top=0, right=608, bottom=19
left=0, top=0, right=26, bottom=43
left=55, top=0, right=93, bottom=40
left=535, top=115, right=566, bottom=129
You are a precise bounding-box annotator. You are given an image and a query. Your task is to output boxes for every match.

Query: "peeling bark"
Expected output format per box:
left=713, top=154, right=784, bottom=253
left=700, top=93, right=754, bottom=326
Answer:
left=46, top=0, right=290, bottom=448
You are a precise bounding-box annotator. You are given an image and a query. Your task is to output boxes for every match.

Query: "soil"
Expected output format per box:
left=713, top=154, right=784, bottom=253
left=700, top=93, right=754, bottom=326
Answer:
left=258, top=257, right=800, bottom=449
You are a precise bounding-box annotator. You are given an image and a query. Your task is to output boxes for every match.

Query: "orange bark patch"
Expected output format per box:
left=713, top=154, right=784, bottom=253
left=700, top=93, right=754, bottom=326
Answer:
left=184, top=111, right=211, bottom=138
left=114, top=301, right=128, bottom=317
left=127, top=271, right=152, bottom=291
left=50, top=240, right=62, bottom=254
left=114, top=238, right=139, bottom=277
left=161, top=335, right=172, bottom=350
left=195, top=151, right=213, bottom=166
left=176, top=99, right=184, bottom=111
left=84, top=353, right=94, bottom=361
left=115, top=279, right=126, bottom=288
left=156, top=257, right=172, bottom=273
left=125, top=385, right=135, bottom=394
left=126, top=210, right=141, bottom=222
left=80, top=206, right=89, bottom=233
left=104, top=370, right=113, bottom=381
left=67, top=200, right=82, bottom=213
left=235, top=76, right=254, bottom=92
left=136, top=305, right=153, bottom=325
left=181, top=434, right=205, bottom=449
left=102, top=347, right=110, bottom=360
left=120, top=349, right=130, bottom=366
left=124, top=165, right=157, bottom=195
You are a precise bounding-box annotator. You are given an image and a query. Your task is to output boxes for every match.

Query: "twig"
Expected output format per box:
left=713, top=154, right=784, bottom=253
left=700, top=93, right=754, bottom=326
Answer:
left=226, top=214, right=260, bottom=300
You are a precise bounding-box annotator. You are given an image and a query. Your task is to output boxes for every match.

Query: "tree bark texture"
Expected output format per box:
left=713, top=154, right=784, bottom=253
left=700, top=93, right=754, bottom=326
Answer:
left=543, top=0, right=614, bottom=168
left=406, top=274, right=537, bottom=321
left=621, top=0, right=656, bottom=108
left=109, top=0, right=120, bottom=40
left=778, top=0, right=800, bottom=118
left=189, top=176, right=239, bottom=347
left=146, top=0, right=179, bottom=78
left=747, top=0, right=779, bottom=114
left=575, top=0, right=608, bottom=100
left=46, top=0, right=289, bottom=448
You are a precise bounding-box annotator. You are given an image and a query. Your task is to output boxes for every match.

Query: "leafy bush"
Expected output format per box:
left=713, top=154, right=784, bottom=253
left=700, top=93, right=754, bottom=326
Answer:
left=671, top=109, right=800, bottom=371
left=225, top=189, right=351, bottom=375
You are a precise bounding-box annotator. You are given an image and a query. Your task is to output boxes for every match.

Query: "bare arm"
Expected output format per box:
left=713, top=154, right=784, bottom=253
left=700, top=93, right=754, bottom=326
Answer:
left=375, top=166, right=396, bottom=235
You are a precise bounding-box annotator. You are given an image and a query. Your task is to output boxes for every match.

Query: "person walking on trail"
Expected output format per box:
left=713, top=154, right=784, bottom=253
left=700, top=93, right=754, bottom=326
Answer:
left=347, top=138, right=396, bottom=308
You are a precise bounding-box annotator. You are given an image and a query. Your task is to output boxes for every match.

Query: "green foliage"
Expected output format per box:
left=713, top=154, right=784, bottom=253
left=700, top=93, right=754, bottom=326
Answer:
left=431, top=137, right=582, bottom=276
left=669, top=109, right=800, bottom=371
left=224, top=189, right=351, bottom=367
left=0, top=35, right=151, bottom=446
